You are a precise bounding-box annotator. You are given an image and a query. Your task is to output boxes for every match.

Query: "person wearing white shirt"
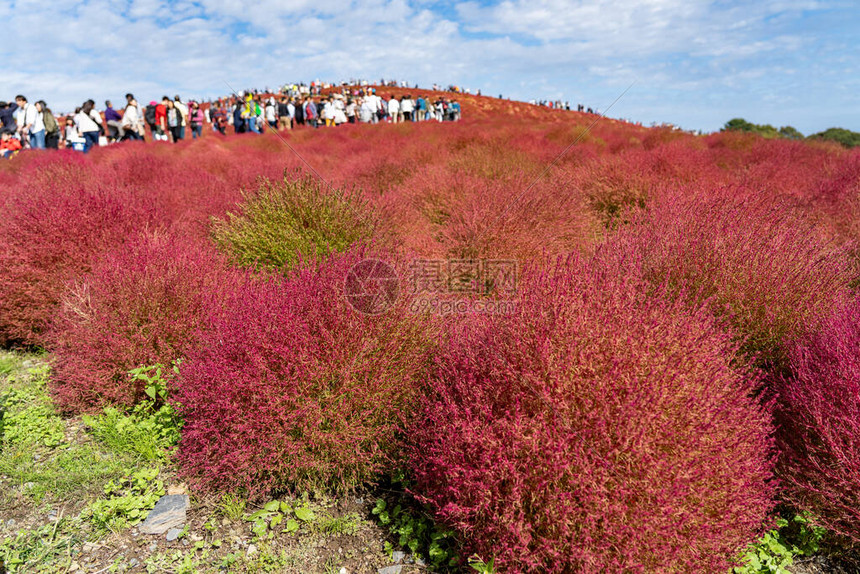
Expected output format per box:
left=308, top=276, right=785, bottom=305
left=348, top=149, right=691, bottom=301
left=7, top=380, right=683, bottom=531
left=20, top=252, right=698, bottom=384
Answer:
left=387, top=96, right=400, bottom=124
left=400, top=95, right=414, bottom=122
left=121, top=101, right=143, bottom=141
left=359, top=97, right=374, bottom=123
left=173, top=96, right=188, bottom=140
left=265, top=100, right=276, bottom=128
left=364, top=93, right=381, bottom=124
left=28, top=101, right=46, bottom=149
left=75, top=99, right=103, bottom=153
left=14, top=95, right=46, bottom=149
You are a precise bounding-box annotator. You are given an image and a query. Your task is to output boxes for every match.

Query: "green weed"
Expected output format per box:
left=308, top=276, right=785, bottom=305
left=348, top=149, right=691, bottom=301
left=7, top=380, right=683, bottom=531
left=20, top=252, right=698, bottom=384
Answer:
left=83, top=363, right=183, bottom=461
left=218, top=492, right=247, bottom=521
left=82, top=467, right=165, bottom=534
left=372, top=498, right=460, bottom=569
left=733, top=513, right=827, bottom=574
left=0, top=517, right=81, bottom=573
left=245, top=498, right=317, bottom=540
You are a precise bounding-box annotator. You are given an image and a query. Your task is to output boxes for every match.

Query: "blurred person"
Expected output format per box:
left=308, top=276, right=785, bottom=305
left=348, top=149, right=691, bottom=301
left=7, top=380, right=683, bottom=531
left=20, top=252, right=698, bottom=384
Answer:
left=233, top=99, right=245, bottom=134
left=14, top=95, right=29, bottom=144
left=126, top=93, right=144, bottom=123
left=174, top=95, right=188, bottom=140
left=359, top=96, right=375, bottom=123
left=0, top=101, right=19, bottom=133
left=64, top=116, right=85, bottom=151
left=211, top=103, right=227, bottom=135
left=332, top=94, right=347, bottom=125
left=166, top=99, right=182, bottom=143
left=294, top=97, right=304, bottom=126
left=415, top=95, right=425, bottom=122
left=75, top=99, right=102, bottom=153
left=346, top=97, right=357, bottom=124
left=155, top=97, right=170, bottom=141
left=303, top=97, right=318, bottom=129
left=120, top=98, right=145, bottom=141
left=322, top=96, right=335, bottom=127
left=243, top=94, right=259, bottom=133
left=20, top=95, right=46, bottom=149
left=265, top=98, right=276, bottom=129
left=277, top=96, right=292, bottom=130
left=143, top=100, right=159, bottom=140
left=38, top=101, right=60, bottom=149
left=121, top=98, right=144, bottom=141
left=400, top=94, right=413, bottom=122
left=387, top=95, right=400, bottom=123
left=104, top=100, right=125, bottom=142
left=0, top=129, right=22, bottom=158
left=188, top=101, right=204, bottom=139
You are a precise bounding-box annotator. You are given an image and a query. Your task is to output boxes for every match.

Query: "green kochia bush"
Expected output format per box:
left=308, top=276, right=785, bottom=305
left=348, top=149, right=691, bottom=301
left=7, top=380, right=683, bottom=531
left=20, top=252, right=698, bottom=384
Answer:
left=176, top=248, right=435, bottom=495
left=408, top=256, right=776, bottom=573
left=211, top=173, right=376, bottom=272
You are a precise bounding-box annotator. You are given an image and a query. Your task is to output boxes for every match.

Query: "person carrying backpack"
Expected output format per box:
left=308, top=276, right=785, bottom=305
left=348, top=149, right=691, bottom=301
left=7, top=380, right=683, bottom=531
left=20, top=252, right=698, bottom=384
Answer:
left=39, top=101, right=60, bottom=149
left=144, top=101, right=158, bottom=140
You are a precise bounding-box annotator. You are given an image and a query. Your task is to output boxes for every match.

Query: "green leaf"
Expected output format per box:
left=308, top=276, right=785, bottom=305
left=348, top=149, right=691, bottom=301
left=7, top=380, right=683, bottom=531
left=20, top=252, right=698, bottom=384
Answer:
left=283, top=519, right=299, bottom=533
left=264, top=500, right=280, bottom=512
left=294, top=506, right=315, bottom=522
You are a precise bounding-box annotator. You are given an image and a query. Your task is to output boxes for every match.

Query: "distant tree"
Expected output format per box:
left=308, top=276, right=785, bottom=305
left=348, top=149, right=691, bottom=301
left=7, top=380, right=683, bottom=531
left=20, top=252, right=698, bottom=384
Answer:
left=723, top=118, right=756, bottom=132
left=722, top=118, right=779, bottom=139
left=779, top=126, right=804, bottom=140
left=810, top=127, right=860, bottom=148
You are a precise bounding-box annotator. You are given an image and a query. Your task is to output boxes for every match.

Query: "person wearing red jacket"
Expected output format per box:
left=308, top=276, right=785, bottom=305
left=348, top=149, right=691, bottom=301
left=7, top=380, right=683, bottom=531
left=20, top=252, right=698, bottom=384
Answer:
left=1, top=130, right=23, bottom=158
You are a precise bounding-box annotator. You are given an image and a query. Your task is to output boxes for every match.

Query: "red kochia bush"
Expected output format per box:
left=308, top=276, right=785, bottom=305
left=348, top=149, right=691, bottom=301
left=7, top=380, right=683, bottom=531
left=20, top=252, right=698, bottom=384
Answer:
left=175, top=248, right=435, bottom=495
left=604, top=191, right=853, bottom=370
left=0, top=171, right=150, bottom=348
left=408, top=257, right=775, bottom=573
left=47, top=232, right=231, bottom=412
left=778, top=297, right=860, bottom=542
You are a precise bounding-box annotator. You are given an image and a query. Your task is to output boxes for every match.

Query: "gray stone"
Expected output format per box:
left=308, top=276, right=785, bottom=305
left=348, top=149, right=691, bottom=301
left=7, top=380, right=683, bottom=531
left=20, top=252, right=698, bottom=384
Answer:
left=377, top=567, right=402, bottom=574
left=5, top=519, right=16, bottom=529
left=339, top=569, right=348, bottom=574
left=415, top=556, right=426, bottom=567
left=165, top=527, right=183, bottom=542
left=392, top=551, right=406, bottom=564
left=247, top=543, right=257, bottom=556
left=129, top=558, right=140, bottom=568
left=138, top=495, right=189, bottom=535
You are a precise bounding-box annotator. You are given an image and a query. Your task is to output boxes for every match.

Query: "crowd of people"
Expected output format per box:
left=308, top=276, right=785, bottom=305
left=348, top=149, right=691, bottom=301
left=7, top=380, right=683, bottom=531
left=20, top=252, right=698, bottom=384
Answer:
left=212, top=88, right=462, bottom=135
left=1, top=78, right=600, bottom=159
left=0, top=85, right=465, bottom=158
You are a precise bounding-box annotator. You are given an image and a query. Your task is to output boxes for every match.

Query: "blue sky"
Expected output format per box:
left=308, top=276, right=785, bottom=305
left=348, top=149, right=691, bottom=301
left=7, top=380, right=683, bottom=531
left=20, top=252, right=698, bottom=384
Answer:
left=2, top=0, right=857, bottom=134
